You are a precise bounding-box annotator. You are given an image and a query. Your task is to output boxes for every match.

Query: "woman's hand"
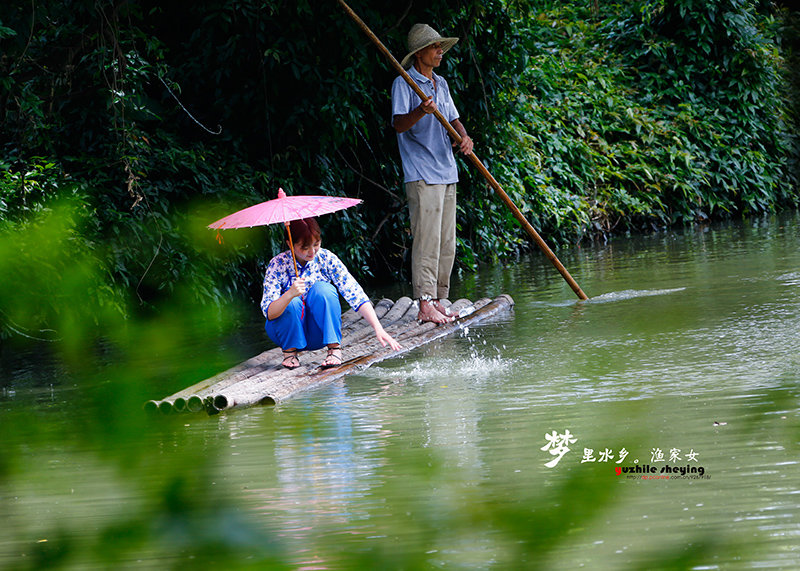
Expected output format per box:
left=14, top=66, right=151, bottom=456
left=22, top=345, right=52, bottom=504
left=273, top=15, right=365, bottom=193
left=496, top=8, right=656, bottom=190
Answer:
left=375, top=326, right=402, bottom=351
left=288, top=278, right=306, bottom=298
left=356, top=302, right=403, bottom=351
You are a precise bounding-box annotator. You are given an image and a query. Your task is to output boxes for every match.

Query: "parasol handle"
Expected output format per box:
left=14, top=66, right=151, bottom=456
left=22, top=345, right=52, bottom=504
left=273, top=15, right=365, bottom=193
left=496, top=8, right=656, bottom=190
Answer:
left=285, top=222, right=300, bottom=277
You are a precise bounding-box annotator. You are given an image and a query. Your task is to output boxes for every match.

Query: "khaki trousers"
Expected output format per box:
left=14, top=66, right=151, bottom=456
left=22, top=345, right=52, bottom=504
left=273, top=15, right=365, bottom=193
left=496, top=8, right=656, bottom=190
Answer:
left=405, top=180, right=457, bottom=300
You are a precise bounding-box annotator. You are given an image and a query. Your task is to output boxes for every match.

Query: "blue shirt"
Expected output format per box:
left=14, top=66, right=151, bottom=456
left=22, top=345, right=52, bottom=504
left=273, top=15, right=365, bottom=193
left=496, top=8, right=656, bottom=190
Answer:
left=391, top=67, right=460, bottom=185
left=260, top=248, right=370, bottom=318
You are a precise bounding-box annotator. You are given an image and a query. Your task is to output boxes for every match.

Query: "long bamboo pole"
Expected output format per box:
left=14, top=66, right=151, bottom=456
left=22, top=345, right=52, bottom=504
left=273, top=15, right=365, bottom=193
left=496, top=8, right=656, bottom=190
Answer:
left=337, top=0, right=588, bottom=300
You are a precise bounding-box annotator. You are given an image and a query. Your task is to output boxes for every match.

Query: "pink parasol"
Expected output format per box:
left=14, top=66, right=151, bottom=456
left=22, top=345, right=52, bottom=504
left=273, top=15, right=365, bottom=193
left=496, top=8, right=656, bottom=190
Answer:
left=208, top=188, right=362, bottom=230
left=208, top=188, right=362, bottom=276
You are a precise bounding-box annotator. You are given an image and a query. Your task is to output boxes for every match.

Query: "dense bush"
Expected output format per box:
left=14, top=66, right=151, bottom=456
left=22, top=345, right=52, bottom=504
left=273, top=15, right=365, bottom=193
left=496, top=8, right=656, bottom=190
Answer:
left=491, top=0, right=799, bottom=237
left=1, top=0, right=797, bottom=335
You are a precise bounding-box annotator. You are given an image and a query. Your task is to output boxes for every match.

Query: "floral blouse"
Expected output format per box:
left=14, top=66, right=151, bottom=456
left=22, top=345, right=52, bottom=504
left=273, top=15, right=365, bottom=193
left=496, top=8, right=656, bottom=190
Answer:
left=260, top=248, right=370, bottom=318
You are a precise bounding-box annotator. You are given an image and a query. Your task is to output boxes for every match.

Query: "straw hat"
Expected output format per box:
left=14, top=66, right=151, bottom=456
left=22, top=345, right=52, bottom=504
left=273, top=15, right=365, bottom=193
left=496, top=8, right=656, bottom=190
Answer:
left=400, top=23, right=459, bottom=69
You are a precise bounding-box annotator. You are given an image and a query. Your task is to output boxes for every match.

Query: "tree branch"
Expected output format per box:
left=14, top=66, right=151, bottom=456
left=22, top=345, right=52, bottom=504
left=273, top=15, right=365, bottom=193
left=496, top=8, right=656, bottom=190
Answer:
left=336, top=148, right=402, bottom=202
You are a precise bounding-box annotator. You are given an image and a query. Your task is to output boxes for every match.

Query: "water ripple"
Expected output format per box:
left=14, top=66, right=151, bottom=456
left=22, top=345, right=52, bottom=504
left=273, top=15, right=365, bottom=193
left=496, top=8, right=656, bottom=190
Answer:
left=587, top=287, right=687, bottom=303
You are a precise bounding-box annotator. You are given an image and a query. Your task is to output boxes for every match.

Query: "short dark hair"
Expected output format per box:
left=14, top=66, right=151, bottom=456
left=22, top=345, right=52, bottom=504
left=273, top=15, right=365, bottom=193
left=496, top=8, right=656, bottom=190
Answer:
left=288, top=217, right=321, bottom=248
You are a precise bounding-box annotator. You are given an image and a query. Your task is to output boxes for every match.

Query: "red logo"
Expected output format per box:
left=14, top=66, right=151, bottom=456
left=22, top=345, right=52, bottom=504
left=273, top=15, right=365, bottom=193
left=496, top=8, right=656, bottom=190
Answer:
left=615, top=467, right=622, bottom=476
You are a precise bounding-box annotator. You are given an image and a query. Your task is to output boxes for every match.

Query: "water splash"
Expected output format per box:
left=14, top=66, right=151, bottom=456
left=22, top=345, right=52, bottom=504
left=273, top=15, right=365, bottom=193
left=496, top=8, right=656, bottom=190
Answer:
left=371, top=352, right=513, bottom=384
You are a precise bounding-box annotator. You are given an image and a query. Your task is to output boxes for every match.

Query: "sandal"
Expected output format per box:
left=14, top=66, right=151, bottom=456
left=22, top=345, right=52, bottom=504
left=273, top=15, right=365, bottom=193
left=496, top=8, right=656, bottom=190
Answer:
left=281, top=349, right=300, bottom=370
left=321, top=346, right=342, bottom=369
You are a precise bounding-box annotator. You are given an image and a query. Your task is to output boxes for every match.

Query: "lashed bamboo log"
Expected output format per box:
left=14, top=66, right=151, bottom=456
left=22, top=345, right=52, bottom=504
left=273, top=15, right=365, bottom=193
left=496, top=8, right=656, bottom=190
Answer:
left=143, top=349, right=278, bottom=414
left=204, top=301, right=477, bottom=413
left=207, top=296, right=512, bottom=414
left=144, top=298, right=396, bottom=413
left=145, top=296, right=513, bottom=415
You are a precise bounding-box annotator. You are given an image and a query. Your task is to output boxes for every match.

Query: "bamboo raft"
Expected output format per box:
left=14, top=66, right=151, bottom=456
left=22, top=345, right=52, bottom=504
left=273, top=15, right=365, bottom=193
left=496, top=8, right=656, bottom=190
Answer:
left=145, top=295, right=514, bottom=415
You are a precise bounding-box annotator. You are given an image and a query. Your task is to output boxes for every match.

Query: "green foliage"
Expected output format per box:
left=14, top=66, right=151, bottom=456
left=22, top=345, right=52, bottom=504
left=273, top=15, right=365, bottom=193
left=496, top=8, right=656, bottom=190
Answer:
left=0, top=0, right=798, bottom=330
left=0, top=202, right=293, bottom=568
left=605, top=0, right=798, bottom=218
left=491, top=0, right=798, bottom=236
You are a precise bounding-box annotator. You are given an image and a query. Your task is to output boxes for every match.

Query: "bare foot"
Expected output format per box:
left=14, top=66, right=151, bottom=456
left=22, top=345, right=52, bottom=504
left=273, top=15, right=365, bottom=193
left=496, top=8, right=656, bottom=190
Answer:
left=417, top=299, right=452, bottom=324
left=432, top=299, right=454, bottom=319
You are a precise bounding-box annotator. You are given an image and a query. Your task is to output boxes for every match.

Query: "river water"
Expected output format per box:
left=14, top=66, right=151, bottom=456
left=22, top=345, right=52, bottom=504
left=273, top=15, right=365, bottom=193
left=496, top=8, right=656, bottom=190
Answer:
left=2, top=214, right=799, bottom=569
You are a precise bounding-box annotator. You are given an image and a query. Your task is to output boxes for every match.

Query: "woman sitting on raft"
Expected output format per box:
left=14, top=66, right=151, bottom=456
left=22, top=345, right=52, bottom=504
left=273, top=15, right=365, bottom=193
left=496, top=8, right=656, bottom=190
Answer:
left=261, top=217, right=402, bottom=369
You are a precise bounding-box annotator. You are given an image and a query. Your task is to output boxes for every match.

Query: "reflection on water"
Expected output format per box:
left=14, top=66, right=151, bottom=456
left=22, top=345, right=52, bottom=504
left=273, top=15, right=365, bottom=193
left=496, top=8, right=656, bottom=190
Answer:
left=2, top=215, right=799, bottom=569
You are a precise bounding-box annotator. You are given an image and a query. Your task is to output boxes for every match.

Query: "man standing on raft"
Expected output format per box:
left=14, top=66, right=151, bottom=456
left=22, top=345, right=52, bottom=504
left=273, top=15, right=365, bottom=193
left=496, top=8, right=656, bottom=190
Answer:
left=391, top=23, right=474, bottom=324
